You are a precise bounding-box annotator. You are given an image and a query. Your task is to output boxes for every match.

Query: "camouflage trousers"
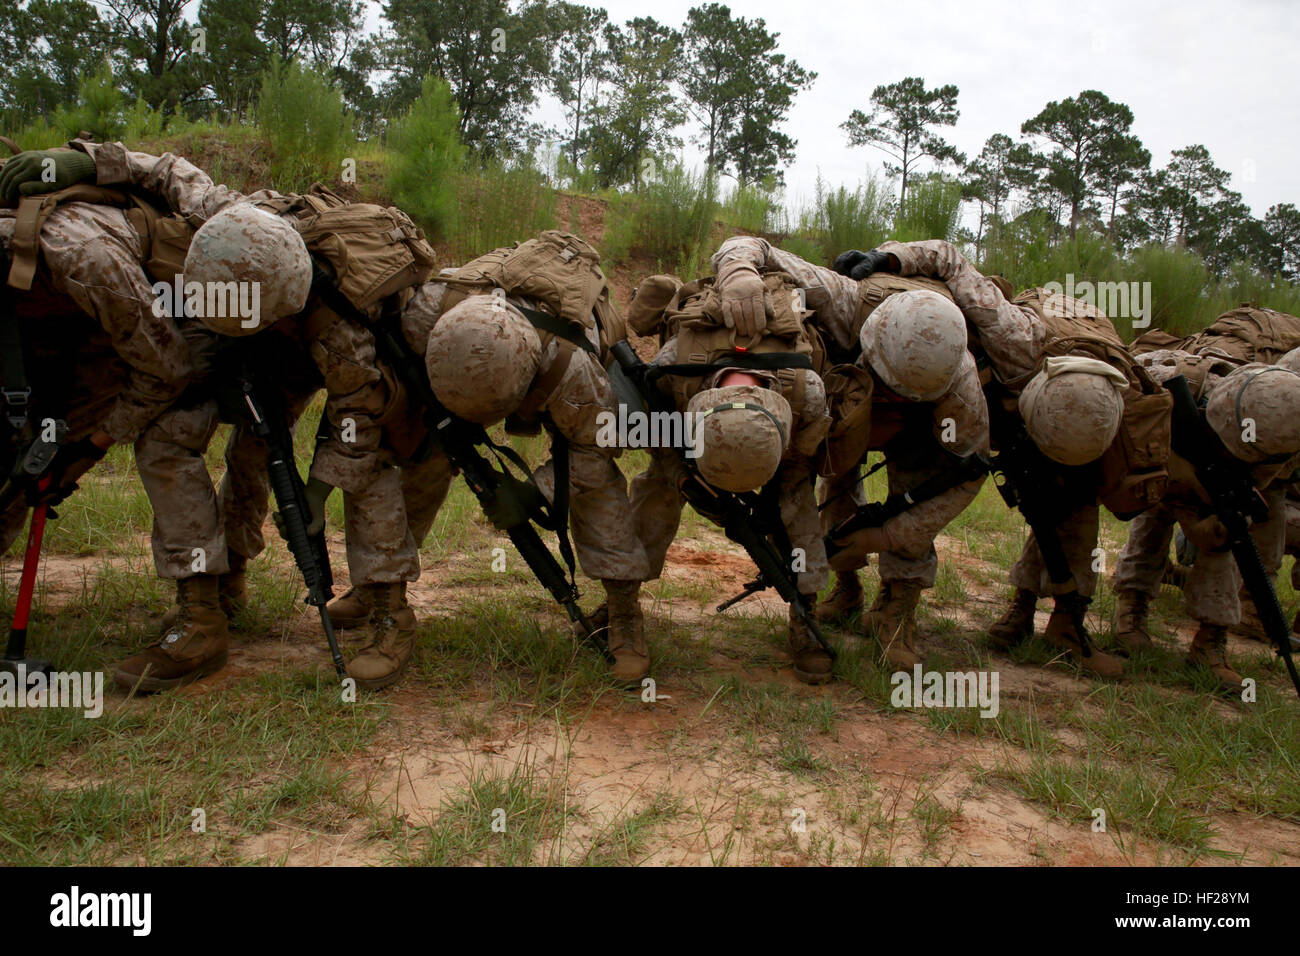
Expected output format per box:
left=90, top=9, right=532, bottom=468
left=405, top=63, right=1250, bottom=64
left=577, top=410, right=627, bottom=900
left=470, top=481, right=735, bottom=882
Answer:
left=1113, top=487, right=1286, bottom=627
left=402, top=439, right=650, bottom=582
left=1008, top=504, right=1101, bottom=599
left=628, top=450, right=828, bottom=593
left=819, top=459, right=947, bottom=588
left=136, top=395, right=420, bottom=584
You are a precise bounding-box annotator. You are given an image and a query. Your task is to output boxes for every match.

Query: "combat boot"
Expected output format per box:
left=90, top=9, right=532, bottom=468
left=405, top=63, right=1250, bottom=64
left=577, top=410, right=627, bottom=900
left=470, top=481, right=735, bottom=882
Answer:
left=816, top=572, right=863, bottom=624
left=789, top=597, right=833, bottom=685
left=874, top=580, right=922, bottom=669
left=1113, top=589, right=1154, bottom=654
left=1044, top=601, right=1124, bottom=678
left=346, top=583, right=417, bottom=690
left=326, top=586, right=373, bottom=630
left=861, top=581, right=892, bottom=635
left=160, top=553, right=248, bottom=629
left=114, top=575, right=230, bottom=693
left=603, top=579, right=649, bottom=684
left=1187, top=624, right=1244, bottom=693
left=988, top=588, right=1037, bottom=650
left=1233, top=588, right=1267, bottom=643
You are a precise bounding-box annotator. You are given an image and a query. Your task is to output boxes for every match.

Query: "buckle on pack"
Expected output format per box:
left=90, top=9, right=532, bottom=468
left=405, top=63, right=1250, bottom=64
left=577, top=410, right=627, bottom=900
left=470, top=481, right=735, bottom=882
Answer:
left=2, top=386, right=30, bottom=428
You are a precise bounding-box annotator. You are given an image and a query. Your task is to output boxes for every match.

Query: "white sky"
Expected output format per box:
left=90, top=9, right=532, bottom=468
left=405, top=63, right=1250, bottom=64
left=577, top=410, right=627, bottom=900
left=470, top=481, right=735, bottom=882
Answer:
left=371, top=0, right=1300, bottom=215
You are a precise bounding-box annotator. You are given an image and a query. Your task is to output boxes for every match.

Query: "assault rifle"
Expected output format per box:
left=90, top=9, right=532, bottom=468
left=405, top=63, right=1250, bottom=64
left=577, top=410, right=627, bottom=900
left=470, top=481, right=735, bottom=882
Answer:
left=1165, top=374, right=1300, bottom=698
left=823, top=452, right=991, bottom=560
left=346, top=286, right=598, bottom=646
left=233, top=365, right=346, bottom=678
left=985, top=377, right=1097, bottom=654
left=609, top=340, right=835, bottom=658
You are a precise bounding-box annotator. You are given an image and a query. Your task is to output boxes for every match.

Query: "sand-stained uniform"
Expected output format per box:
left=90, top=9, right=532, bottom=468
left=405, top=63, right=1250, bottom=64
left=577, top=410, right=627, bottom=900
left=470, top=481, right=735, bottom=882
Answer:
left=868, top=239, right=1173, bottom=678
left=50, top=142, right=433, bottom=691
left=620, top=269, right=834, bottom=683
left=1129, top=308, right=1300, bottom=647
left=0, top=145, right=197, bottom=555
left=706, top=237, right=989, bottom=669
left=1110, top=348, right=1300, bottom=691
left=343, top=232, right=653, bottom=683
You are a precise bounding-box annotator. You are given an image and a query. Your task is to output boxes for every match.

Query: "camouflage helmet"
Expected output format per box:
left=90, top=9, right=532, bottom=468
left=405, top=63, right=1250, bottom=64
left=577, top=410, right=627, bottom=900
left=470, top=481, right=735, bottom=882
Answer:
left=1018, top=357, right=1127, bottom=465
left=182, top=202, right=312, bottom=335
left=860, top=289, right=967, bottom=401
left=687, top=384, right=792, bottom=492
left=1276, top=346, right=1300, bottom=376
left=1206, top=365, right=1300, bottom=462
left=425, top=294, right=541, bottom=425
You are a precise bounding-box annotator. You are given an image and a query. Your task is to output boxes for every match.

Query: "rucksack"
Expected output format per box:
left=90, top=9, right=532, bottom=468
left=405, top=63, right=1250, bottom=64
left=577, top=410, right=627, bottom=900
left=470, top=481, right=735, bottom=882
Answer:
left=1182, top=305, right=1300, bottom=365
left=257, top=184, right=437, bottom=313
left=438, top=230, right=627, bottom=360
left=851, top=273, right=956, bottom=347
left=4, top=182, right=193, bottom=291
left=657, top=270, right=825, bottom=422
left=1012, top=287, right=1172, bottom=519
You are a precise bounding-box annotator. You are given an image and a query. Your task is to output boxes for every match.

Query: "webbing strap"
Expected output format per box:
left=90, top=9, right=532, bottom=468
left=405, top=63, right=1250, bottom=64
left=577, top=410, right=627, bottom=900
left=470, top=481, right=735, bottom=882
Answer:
left=515, top=304, right=598, bottom=354
left=0, top=279, right=29, bottom=430
left=647, top=351, right=813, bottom=387
left=7, top=195, right=50, bottom=291
left=517, top=340, right=576, bottom=421
left=550, top=431, right=578, bottom=584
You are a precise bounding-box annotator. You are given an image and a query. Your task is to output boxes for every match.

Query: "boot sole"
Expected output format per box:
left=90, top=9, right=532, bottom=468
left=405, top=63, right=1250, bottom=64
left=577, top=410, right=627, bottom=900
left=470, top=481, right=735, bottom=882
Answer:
left=114, top=650, right=229, bottom=695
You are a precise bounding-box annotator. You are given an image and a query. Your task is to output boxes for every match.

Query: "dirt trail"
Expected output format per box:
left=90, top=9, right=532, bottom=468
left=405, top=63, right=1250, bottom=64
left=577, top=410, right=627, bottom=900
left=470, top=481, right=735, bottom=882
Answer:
left=12, top=519, right=1300, bottom=867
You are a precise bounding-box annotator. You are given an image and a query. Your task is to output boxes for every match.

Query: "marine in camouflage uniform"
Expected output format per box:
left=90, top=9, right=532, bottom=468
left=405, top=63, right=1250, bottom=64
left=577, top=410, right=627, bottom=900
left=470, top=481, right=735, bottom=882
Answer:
left=708, top=236, right=989, bottom=668
left=621, top=274, right=834, bottom=684
left=0, top=148, right=195, bottom=554
left=1112, top=349, right=1300, bottom=691
left=860, top=239, right=1133, bottom=678
left=30, top=141, right=425, bottom=691
left=346, top=281, right=652, bottom=682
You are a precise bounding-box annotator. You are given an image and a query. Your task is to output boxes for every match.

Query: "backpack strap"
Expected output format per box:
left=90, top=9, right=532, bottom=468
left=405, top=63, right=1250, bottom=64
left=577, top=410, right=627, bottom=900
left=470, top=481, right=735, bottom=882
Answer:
left=0, top=282, right=30, bottom=431
left=516, top=339, right=578, bottom=421
left=6, top=185, right=134, bottom=291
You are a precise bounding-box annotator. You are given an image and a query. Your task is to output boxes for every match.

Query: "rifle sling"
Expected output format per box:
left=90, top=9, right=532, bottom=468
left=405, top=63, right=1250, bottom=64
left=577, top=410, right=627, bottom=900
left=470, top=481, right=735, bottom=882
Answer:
left=647, top=351, right=813, bottom=386
left=0, top=282, right=30, bottom=432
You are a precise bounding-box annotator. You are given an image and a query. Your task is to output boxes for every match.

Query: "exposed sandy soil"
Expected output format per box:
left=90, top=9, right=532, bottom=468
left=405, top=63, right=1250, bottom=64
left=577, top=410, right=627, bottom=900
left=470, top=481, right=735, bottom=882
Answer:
left=15, top=518, right=1300, bottom=867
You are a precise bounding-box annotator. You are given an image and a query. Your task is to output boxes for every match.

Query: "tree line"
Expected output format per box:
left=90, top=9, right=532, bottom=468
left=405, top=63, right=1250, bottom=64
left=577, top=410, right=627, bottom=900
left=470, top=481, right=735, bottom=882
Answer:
left=0, top=0, right=1296, bottom=282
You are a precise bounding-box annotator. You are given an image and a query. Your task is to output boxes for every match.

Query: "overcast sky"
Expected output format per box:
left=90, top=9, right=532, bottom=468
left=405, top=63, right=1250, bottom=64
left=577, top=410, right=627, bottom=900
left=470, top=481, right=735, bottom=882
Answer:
left=378, top=0, right=1298, bottom=216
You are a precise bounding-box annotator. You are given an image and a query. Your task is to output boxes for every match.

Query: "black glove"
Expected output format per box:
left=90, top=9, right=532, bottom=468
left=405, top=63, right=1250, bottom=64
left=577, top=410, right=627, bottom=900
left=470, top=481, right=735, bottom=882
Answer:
left=847, top=249, right=894, bottom=281
left=832, top=249, right=869, bottom=276
left=37, top=437, right=107, bottom=506
left=0, top=149, right=97, bottom=202
left=481, top=474, right=544, bottom=531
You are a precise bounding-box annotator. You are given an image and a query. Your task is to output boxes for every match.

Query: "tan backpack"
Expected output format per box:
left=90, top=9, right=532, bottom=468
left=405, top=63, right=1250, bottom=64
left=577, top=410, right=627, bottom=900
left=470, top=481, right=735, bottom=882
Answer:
left=657, top=271, right=824, bottom=419
left=851, top=273, right=956, bottom=344
left=1012, top=287, right=1172, bottom=519
left=438, top=230, right=626, bottom=360
left=257, top=184, right=436, bottom=313
left=4, top=182, right=193, bottom=291
left=1182, top=305, right=1300, bottom=365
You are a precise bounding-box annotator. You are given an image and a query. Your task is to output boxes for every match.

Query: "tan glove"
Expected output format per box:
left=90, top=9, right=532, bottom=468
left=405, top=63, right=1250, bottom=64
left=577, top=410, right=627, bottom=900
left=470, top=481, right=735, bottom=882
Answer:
left=718, top=267, right=769, bottom=339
